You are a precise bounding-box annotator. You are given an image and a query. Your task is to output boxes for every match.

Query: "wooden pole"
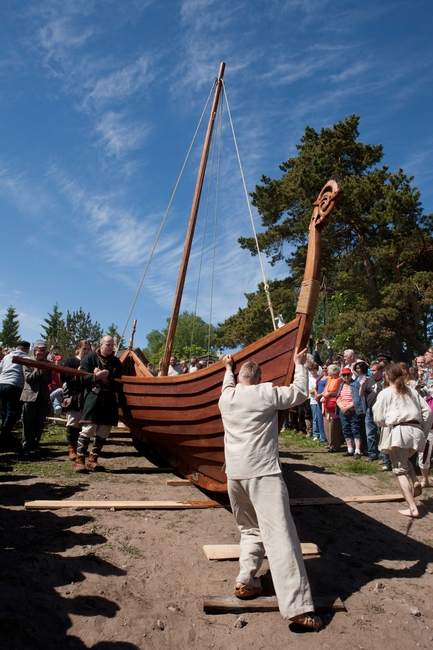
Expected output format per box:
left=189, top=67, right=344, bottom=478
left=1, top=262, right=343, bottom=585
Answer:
left=12, top=356, right=91, bottom=378
left=127, top=319, right=137, bottom=350
left=12, top=356, right=123, bottom=382
left=160, top=62, right=226, bottom=376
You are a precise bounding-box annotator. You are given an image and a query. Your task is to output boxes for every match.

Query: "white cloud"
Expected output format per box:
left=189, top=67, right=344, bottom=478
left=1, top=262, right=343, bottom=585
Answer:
left=84, top=55, right=153, bottom=108
left=95, top=111, right=150, bottom=157
left=0, top=159, right=53, bottom=218
left=39, top=16, right=94, bottom=57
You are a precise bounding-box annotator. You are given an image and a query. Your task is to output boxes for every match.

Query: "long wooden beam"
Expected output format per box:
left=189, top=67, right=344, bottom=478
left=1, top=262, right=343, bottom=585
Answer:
left=203, top=543, right=320, bottom=560
left=24, top=494, right=404, bottom=510
left=13, top=356, right=123, bottom=382
left=203, top=595, right=346, bottom=615
left=24, top=499, right=224, bottom=510
left=289, top=494, right=404, bottom=506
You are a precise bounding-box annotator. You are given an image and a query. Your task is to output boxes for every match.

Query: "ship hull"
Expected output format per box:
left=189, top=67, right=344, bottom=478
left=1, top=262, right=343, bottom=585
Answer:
left=119, top=314, right=305, bottom=492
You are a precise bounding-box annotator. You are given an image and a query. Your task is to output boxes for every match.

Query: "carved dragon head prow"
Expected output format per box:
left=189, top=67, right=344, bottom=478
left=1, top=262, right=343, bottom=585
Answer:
left=310, top=180, right=342, bottom=231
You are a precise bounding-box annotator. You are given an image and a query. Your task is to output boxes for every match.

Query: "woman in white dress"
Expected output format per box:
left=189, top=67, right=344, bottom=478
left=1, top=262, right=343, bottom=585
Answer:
left=373, top=364, right=433, bottom=518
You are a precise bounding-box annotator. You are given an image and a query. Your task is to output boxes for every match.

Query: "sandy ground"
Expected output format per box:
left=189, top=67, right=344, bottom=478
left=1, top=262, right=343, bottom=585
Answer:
left=1, top=433, right=433, bottom=650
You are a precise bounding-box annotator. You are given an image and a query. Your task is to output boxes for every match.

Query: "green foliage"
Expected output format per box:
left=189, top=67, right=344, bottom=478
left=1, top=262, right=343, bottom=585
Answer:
left=106, top=323, right=125, bottom=349
left=143, top=310, right=215, bottom=365
left=237, top=115, right=433, bottom=359
left=40, top=302, right=64, bottom=349
left=143, top=328, right=166, bottom=365
left=64, top=309, right=104, bottom=355
left=214, top=279, right=298, bottom=348
left=0, top=306, right=20, bottom=347
left=41, top=305, right=104, bottom=357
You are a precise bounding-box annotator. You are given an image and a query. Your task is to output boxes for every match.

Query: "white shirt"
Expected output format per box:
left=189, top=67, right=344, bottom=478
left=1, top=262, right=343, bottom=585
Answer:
left=218, top=364, right=309, bottom=479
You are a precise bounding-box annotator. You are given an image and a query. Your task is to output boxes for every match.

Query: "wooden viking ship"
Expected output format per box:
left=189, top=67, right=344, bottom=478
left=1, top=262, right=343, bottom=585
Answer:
left=14, top=63, right=341, bottom=493
left=117, top=64, right=341, bottom=492
left=118, top=177, right=340, bottom=492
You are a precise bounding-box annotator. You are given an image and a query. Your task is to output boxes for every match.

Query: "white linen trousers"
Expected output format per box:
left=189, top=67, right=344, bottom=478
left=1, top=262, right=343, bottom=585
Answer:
left=228, top=473, right=314, bottom=619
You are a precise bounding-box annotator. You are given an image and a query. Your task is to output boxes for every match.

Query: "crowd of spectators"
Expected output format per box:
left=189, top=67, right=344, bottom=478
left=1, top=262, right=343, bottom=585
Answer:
left=152, top=354, right=211, bottom=376
left=1, top=339, right=432, bottom=496
left=0, top=337, right=121, bottom=473
left=283, top=341, right=433, bottom=512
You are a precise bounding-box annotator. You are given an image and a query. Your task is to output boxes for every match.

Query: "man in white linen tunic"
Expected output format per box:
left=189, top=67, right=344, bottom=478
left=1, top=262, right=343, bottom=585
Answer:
left=218, top=348, right=322, bottom=629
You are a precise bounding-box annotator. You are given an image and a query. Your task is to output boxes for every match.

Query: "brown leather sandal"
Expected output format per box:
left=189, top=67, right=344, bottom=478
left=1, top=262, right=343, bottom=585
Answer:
left=233, top=584, right=263, bottom=599
left=289, top=613, right=323, bottom=629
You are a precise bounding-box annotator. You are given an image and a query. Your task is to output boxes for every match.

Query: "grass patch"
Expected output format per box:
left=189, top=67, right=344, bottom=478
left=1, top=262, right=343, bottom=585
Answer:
left=279, top=428, right=390, bottom=477
left=339, top=459, right=379, bottom=475
left=279, top=429, right=323, bottom=449
left=0, top=424, right=134, bottom=485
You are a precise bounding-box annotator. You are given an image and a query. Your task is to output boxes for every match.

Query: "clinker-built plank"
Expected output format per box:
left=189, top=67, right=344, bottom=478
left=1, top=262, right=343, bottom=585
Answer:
left=203, top=595, right=346, bottom=614
left=203, top=543, right=320, bottom=560
left=25, top=500, right=223, bottom=510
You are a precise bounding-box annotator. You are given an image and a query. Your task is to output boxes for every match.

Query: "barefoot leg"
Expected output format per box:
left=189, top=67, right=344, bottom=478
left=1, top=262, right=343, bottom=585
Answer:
left=396, top=474, right=419, bottom=517
left=420, top=468, right=430, bottom=489
left=407, top=461, right=421, bottom=495
left=398, top=508, right=420, bottom=518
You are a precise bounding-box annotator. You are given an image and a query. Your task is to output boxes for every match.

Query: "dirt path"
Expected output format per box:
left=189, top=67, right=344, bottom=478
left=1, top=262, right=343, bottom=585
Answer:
left=1, top=432, right=433, bottom=649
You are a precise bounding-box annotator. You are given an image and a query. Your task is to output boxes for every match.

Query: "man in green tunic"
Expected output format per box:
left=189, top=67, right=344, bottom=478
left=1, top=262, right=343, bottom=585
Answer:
left=75, top=335, right=123, bottom=472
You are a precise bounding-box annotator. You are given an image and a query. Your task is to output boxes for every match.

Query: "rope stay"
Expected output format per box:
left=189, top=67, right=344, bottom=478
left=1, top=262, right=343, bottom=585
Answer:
left=117, top=81, right=216, bottom=354
left=118, top=74, right=278, bottom=356
left=222, top=81, right=277, bottom=331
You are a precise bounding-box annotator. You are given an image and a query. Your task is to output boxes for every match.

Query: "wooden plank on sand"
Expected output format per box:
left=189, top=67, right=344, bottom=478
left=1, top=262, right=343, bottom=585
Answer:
left=289, top=494, right=404, bottom=506
left=24, top=499, right=223, bottom=510
left=46, top=417, right=67, bottom=426
left=203, top=595, right=346, bottom=615
left=167, top=479, right=191, bottom=486
left=203, top=543, right=320, bottom=560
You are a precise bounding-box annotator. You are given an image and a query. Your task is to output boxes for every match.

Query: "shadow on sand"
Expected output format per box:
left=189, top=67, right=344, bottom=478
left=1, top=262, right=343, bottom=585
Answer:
left=0, top=480, right=139, bottom=650
left=278, top=461, right=433, bottom=614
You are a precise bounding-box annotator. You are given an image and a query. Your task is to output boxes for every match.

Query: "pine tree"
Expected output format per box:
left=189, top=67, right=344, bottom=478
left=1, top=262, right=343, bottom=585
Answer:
left=232, top=115, right=433, bottom=358
left=40, top=303, right=64, bottom=349
left=107, top=323, right=125, bottom=349
left=65, top=309, right=104, bottom=350
left=0, top=306, right=20, bottom=347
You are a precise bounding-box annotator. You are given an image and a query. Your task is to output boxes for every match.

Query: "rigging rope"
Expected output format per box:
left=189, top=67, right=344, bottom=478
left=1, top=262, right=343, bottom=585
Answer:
left=222, top=81, right=277, bottom=331
left=118, top=76, right=278, bottom=355
left=117, top=81, right=216, bottom=354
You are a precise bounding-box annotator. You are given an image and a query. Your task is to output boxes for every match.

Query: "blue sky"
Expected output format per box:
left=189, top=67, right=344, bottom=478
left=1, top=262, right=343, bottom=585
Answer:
left=0, top=0, right=432, bottom=350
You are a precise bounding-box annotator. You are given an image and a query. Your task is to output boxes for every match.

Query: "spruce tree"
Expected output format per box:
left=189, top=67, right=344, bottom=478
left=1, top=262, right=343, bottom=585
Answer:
left=0, top=306, right=20, bottom=347
left=40, top=303, right=64, bottom=349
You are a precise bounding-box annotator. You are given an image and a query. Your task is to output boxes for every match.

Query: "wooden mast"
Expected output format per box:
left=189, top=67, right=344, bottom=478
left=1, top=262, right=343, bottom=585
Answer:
left=160, top=62, right=226, bottom=376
